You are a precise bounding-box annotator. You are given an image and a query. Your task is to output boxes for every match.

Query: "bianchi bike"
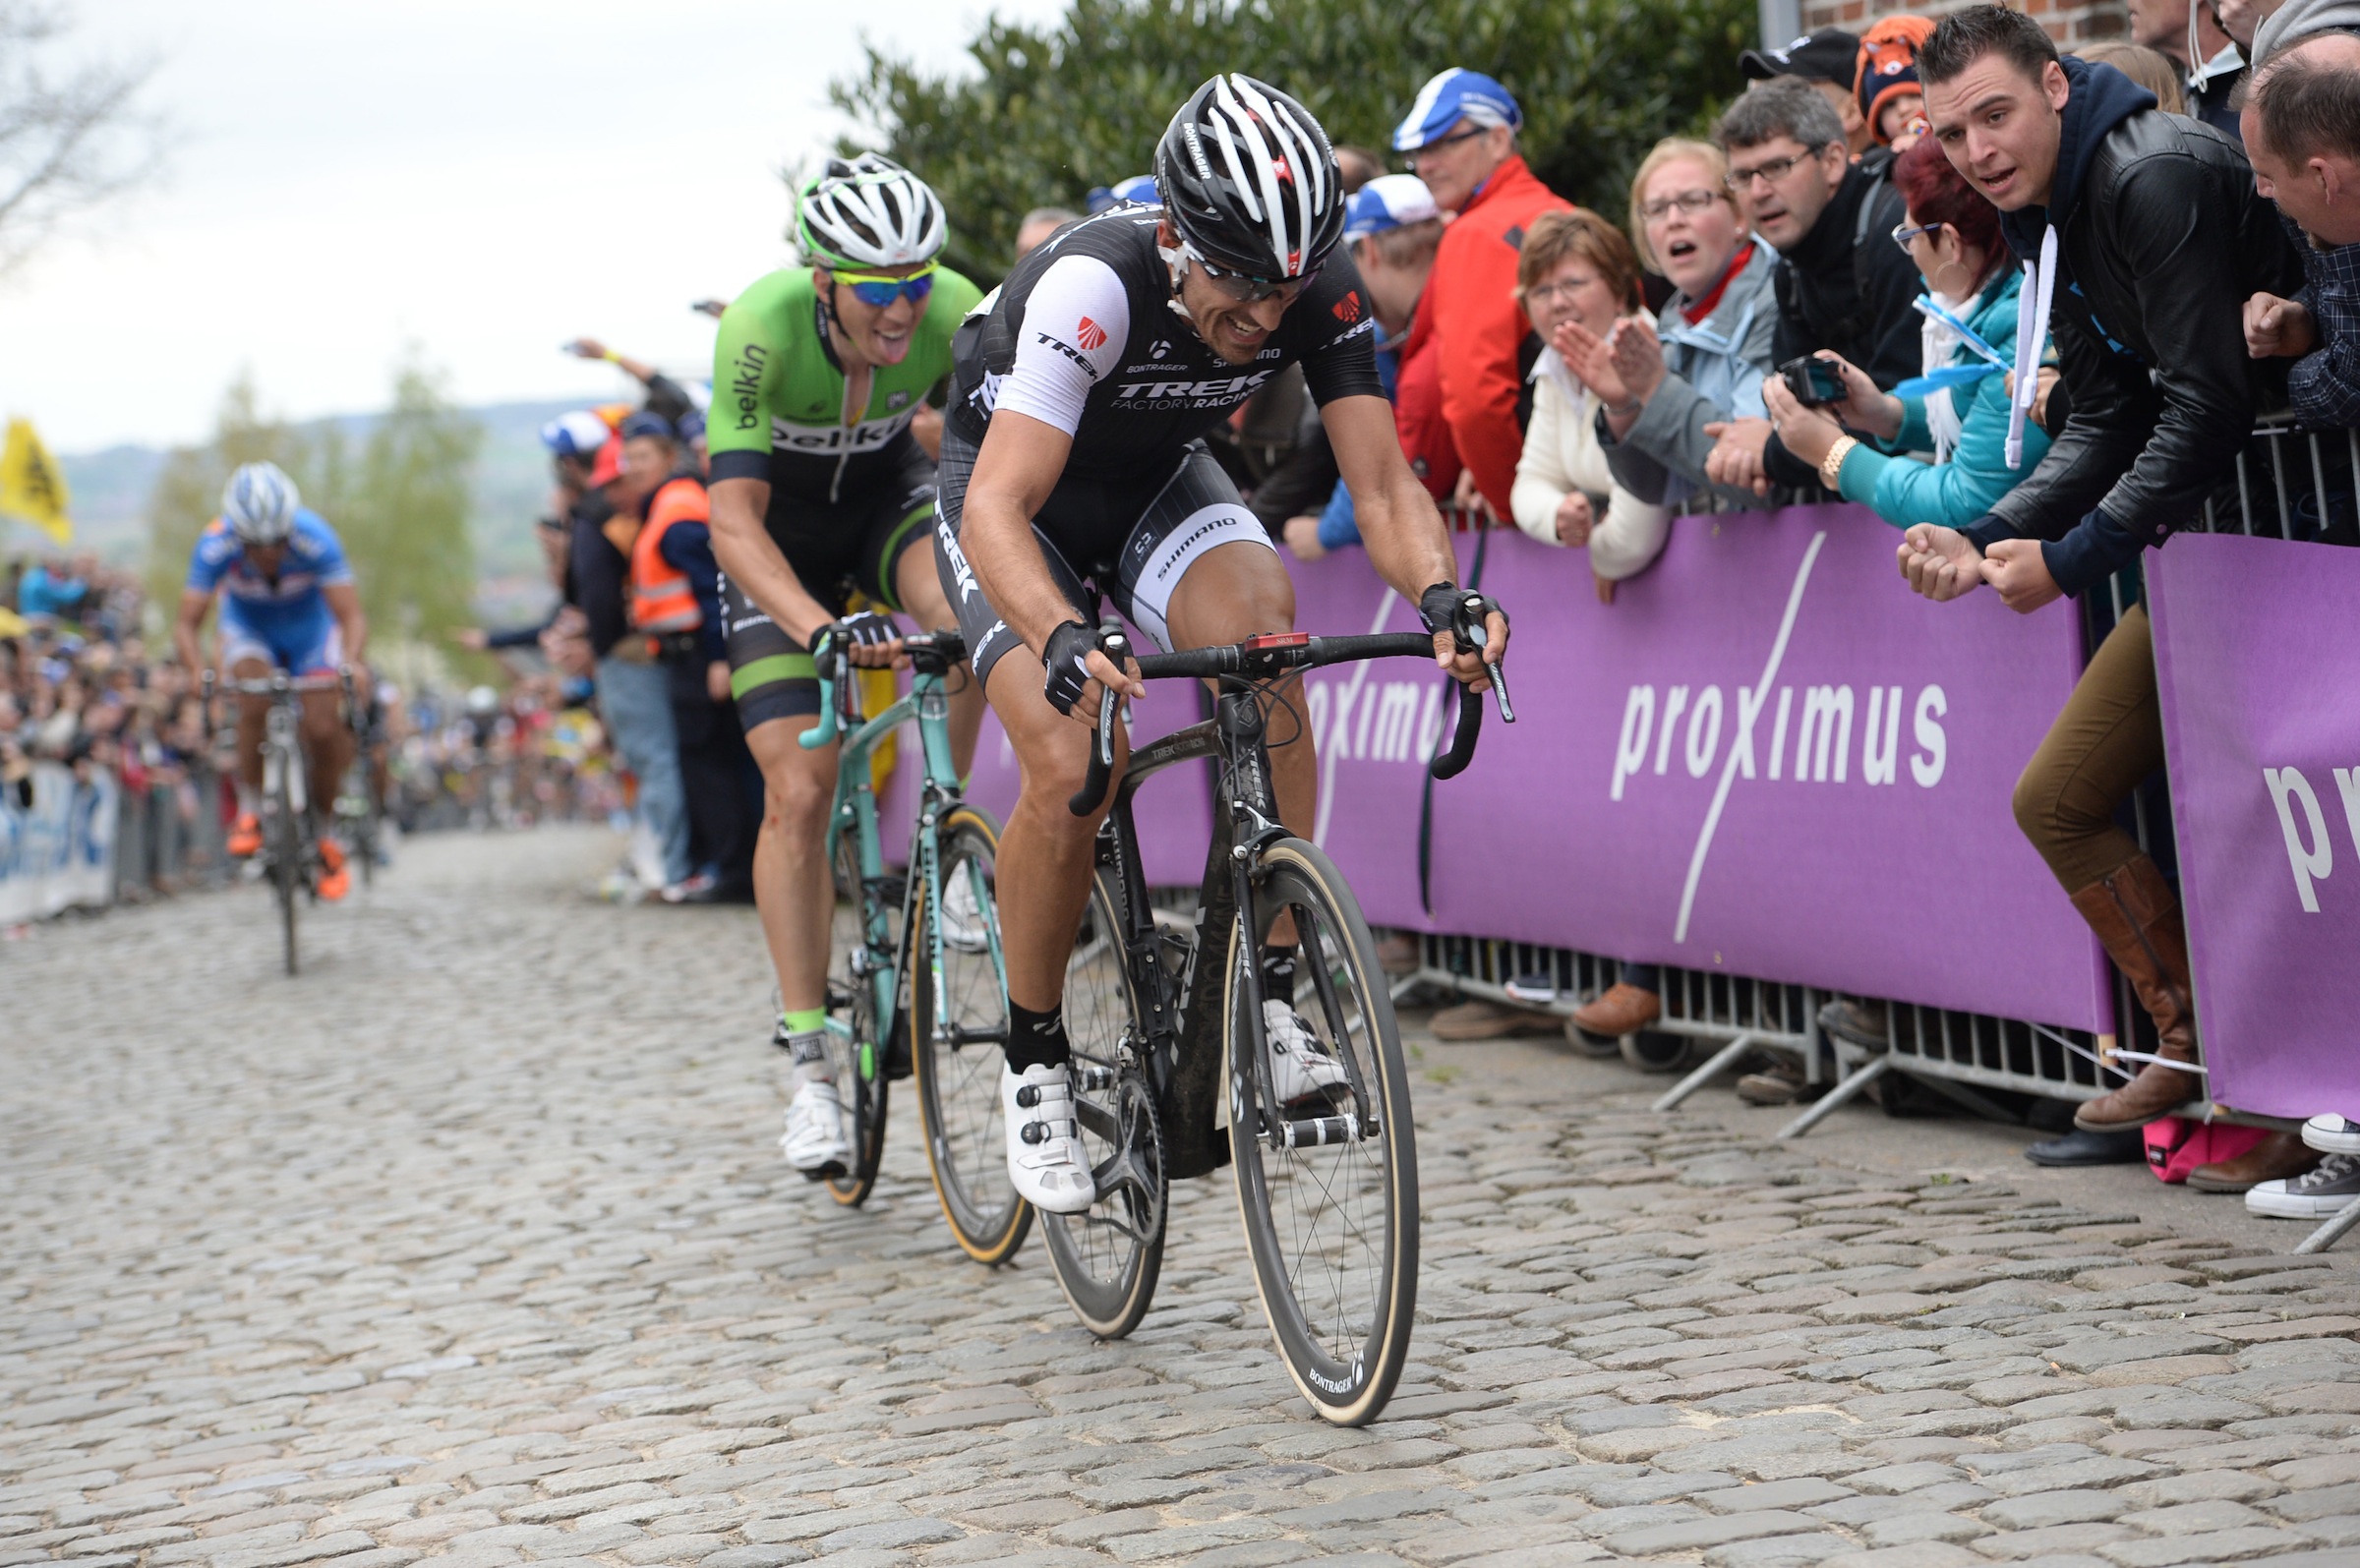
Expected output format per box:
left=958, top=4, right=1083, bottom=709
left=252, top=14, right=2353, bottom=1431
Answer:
left=796, top=628, right=1029, bottom=1263
left=206, top=669, right=352, bottom=977
left=1050, top=611, right=1509, bottom=1424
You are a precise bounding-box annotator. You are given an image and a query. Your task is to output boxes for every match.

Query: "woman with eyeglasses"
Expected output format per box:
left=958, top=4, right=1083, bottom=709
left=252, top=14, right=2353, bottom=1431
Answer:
left=1509, top=209, right=1672, bottom=599
left=1759, top=135, right=2051, bottom=532
left=1564, top=138, right=1781, bottom=511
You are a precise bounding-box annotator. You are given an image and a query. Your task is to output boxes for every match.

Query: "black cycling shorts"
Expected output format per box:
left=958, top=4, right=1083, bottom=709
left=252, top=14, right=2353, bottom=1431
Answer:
left=931, top=429, right=1274, bottom=691
left=722, top=445, right=938, bottom=733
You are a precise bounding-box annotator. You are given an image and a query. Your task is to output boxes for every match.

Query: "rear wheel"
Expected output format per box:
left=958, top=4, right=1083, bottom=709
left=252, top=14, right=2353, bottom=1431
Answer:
left=1226, top=838, right=1417, bottom=1425
left=1038, top=864, right=1165, bottom=1338
left=912, top=807, right=1032, bottom=1264
left=820, top=827, right=889, bottom=1206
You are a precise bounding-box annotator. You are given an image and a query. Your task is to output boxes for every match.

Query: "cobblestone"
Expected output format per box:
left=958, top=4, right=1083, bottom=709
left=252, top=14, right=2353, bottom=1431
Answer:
left=7, top=828, right=2359, bottom=1566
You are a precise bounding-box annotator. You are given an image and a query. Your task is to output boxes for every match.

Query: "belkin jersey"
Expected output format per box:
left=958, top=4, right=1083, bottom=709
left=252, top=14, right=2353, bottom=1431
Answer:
left=944, top=204, right=1385, bottom=481
left=186, top=509, right=351, bottom=630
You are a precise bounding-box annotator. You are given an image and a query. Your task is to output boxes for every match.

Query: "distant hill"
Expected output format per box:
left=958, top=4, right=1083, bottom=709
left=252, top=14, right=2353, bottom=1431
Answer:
left=43, top=397, right=586, bottom=582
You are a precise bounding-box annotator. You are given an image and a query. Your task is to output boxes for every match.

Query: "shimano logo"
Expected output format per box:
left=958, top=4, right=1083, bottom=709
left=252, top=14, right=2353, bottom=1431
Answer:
left=1076, top=316, right=1108, bottom=351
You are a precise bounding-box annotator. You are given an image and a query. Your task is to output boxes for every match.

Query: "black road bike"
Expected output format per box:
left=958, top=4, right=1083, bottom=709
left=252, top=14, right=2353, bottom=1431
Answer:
left=1044, top=615, right=1509, bottom=1424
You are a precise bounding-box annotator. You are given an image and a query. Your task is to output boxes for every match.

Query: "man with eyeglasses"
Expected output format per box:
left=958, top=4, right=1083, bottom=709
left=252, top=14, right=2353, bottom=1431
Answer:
left=935, top=75, right=1508, bottom=1211
left=705, top=152, right=988, bottom=1179
left=1390, top=69, right=1571, bottom=526
left=1702, top=78, right=1925, bottom=496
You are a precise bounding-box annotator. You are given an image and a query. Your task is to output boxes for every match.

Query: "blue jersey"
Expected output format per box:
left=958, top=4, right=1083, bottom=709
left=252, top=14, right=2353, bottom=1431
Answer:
left=186, top=509, right=352, bottom=632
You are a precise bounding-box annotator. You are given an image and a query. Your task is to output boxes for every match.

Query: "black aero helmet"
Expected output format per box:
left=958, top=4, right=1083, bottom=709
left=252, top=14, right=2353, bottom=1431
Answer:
left=1153, top=75, right=1344, bottom=281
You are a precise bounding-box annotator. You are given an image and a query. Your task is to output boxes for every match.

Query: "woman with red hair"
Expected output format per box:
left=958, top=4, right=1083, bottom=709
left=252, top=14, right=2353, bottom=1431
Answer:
left=1761, top=134, right=2052, bottom=530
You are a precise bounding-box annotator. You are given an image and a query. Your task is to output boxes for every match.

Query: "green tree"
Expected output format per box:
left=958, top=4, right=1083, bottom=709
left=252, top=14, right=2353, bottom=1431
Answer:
left=831, top=0, right=1754, bottom=287
left=143, top=355, right=484, bottom=660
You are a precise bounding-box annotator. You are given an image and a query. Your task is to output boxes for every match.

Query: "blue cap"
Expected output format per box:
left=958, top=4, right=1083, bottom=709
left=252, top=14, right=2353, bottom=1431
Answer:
left=677, top=408, right=706, bottom=441
left=1087, top=174, right=1159, bottom=214
left=1391, top=69, right=1522, bottom=152
left=619, top=411, right=675, bottom=442
left=1342, top=174, right=1440, bottom=246
left=540, top=409, right=611, bottom=459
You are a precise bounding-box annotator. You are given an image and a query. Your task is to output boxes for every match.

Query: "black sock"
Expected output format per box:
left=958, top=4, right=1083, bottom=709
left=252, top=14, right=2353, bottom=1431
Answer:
left=1262, top=945, right=1298, bottom=1003
left=1006, top=1000, right=1070, bottom=1072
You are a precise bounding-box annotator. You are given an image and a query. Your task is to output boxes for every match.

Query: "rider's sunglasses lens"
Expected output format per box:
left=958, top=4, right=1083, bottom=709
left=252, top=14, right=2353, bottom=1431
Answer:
left=846, top=272, right=935, bottom=308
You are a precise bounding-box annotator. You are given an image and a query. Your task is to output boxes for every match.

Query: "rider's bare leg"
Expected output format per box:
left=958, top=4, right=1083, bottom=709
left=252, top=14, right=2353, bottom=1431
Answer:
left=229, top=656, right=271, bottom=799
left=745, top=717, right=838, bottom=1017
left=298, top=687, right=352, bottom=829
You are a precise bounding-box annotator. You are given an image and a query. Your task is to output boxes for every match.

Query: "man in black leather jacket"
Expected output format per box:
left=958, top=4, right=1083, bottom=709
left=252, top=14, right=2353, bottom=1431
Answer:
left=1898, top=4, right=2311, bottom=1175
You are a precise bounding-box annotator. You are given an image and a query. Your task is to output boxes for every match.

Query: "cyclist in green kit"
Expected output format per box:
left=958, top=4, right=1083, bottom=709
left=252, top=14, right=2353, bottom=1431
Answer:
left=706, top=153, right=986, bottom=1178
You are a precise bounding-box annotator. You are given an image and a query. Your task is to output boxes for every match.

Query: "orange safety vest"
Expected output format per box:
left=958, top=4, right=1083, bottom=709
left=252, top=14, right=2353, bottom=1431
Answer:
left=627, top=476, right=709, bottom=634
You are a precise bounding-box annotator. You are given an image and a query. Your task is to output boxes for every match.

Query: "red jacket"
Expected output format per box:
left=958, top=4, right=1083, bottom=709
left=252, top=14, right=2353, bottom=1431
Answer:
left=1392, top=299, right=1459, bottom=501
left=1428, top=154, right=1569, bottom=518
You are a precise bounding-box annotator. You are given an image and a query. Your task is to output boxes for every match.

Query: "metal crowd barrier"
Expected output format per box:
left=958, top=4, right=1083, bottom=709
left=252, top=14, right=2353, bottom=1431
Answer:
left=1396, top=418, right=2358, bottom=1253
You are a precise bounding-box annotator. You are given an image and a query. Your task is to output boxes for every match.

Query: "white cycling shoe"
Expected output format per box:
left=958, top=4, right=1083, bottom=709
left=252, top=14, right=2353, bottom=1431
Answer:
left=940, top=868, right=991, bottom=954
left=1003, top=1063, right=1096, bottom=1213
left=781, top=1078, right=853, bottom=1175
left=1265, top=1000, right=1351, bottom=1105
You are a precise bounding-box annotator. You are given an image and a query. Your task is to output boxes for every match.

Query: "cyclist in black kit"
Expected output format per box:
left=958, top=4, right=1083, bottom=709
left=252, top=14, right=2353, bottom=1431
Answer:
left=935, top=74, right=1507, bottom=1212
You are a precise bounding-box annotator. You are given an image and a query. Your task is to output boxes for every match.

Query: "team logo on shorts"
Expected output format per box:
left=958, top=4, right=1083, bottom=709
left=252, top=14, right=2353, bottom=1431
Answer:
left=1076, top=316, right=1108, bottom=351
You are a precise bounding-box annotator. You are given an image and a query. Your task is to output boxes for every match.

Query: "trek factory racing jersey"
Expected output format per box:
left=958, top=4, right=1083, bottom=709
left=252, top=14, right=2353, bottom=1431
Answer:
left=944, top=204, right=1386, bottom=484
left=706, top=264, right=983, bottom=516
left=185, top=509, right=352, bottom=634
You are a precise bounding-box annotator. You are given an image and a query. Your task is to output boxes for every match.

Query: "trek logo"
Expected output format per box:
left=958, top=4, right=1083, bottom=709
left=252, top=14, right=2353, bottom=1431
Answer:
left=1076, top=316, right=1108, bottom=351
left=1032, top=329, right=1103, bottom=380
left=1331, top=290, right=1362, bottom=323
left=1111, top=366, right=1277, bottom=407
left=729, top=342, right=769, bottom=433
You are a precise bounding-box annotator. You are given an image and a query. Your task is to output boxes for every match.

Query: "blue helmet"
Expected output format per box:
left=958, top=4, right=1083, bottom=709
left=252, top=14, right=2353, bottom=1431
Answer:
left=221, top=462, right=301, bottom=546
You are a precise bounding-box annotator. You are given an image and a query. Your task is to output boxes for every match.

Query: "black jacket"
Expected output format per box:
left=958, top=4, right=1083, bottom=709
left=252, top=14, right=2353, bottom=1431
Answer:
left=1964, top=58, right=2304, bottom=595
left=1762, top=153, right=1923, bottom=489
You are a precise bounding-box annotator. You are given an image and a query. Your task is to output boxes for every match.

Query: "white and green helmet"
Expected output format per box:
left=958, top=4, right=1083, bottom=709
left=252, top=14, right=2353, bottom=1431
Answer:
left=795, top=153, right=947, bottom=268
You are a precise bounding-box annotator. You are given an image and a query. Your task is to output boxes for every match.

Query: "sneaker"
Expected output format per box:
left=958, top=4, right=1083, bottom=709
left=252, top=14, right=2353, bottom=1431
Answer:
left=781, top=1078, right=853, bottom=1177
left=2246, top=1150, right=2360, bottom=1218
left=662, top=871, right=721, bottom=904
left=1003, top=1062, right=1095, bottom=1213
left=227, top=812, right=263, bottom=858
left=940, top=868, right=990, bottom=953
left=2303, top=1115, right=2360, bottom=1155
left=316, top=838, right=350, bottom=901
left=1264, top=1000, right=1351, bottom=1105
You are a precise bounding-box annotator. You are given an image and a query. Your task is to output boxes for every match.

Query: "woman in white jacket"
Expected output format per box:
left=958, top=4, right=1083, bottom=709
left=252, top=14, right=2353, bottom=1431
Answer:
left=1509, top=209, right=1673, bottom=601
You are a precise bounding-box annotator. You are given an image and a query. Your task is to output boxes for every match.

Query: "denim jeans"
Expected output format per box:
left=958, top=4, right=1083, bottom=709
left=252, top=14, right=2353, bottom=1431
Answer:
left=597, top=655, right=690, bottom=887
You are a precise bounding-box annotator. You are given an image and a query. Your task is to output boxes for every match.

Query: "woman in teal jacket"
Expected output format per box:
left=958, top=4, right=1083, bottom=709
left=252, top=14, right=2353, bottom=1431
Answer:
left=1762, top=134, right=2050, bottom=528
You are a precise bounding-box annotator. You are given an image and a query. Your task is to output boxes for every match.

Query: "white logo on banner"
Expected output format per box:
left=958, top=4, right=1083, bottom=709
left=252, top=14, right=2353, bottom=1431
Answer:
left=2263, top=764, right=2360, bottom=911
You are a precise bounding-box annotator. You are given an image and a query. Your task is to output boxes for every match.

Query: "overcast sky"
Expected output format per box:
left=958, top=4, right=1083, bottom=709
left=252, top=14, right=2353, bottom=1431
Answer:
left=0, top=0, right=1065, bottom=454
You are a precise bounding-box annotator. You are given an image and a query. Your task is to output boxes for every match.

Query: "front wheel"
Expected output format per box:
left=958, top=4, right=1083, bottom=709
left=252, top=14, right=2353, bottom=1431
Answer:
left=1225, top=838, right=1418, bottom=1424
left=268, top=746, right=302, bottom=977
left=1038, top=864, right=1165, bottom=1338
left=911, top=806, right=1032, bottom=1265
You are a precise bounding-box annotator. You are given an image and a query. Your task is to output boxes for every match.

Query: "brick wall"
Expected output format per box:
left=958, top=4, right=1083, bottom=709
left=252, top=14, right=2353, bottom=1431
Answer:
left=1800, top=0, right=2128, bottom=46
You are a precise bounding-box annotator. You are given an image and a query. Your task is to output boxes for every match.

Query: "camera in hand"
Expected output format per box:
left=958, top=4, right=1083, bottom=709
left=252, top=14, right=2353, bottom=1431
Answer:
left=1778, top=355, right=1845, bottom=406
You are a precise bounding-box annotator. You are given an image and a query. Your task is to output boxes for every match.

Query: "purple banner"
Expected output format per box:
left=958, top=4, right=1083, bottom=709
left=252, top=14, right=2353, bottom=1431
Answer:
left=2148, top=533, right=2360, bottom=1121
left=1290, top=507, right=2114, bottom=1033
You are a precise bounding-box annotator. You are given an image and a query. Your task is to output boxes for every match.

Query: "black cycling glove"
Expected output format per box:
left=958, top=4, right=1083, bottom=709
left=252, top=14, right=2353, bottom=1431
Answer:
left=834, top=610, right=901, bottom=651
left=1041, top=620, right=1100, bottom=717
left=1418, top=582, right=1507, bottom=651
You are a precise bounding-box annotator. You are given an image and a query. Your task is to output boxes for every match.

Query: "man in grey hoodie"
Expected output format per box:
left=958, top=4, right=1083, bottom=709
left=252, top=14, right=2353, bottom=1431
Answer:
left=2251, top=0, right=2360, bottom=61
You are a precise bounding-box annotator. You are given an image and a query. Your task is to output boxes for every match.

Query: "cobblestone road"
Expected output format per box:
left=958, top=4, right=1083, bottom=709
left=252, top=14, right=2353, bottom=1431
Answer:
left=9, top=828, right=2360, bottom=1568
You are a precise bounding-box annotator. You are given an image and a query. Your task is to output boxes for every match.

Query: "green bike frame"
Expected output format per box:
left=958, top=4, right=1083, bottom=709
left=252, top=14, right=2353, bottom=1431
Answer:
left=797, top=633, right=1005, bottom=1079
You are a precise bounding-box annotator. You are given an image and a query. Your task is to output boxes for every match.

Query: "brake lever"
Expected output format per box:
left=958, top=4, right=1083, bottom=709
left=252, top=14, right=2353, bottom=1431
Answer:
left=1454, top=592, right=1514, bottom=724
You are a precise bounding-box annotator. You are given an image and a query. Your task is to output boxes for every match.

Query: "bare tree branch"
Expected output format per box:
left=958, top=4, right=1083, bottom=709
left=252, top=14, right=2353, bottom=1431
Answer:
left=0, top=0, right=169, bottom=278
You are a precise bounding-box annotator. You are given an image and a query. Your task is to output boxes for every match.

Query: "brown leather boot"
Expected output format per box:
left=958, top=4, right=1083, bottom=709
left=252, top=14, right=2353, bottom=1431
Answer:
left=2071, top=854, right=2204, bottom=1132
left=1570, top=983, right=1662, bottom=1038
left=2188, top=1132, right=2320, bottom=1194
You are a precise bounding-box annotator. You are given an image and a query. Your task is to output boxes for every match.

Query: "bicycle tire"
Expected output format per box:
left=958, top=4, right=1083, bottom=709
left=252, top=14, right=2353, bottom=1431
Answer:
left=1039, top=865, right=1165, bottom=1339
left=271, top=750, right=301, bottom=977
left=821, top=830, right=889, bottom=1206
left=1224, top=838, right=1418, bottom=1425
left=910, top=806, right=1032, bottom=1265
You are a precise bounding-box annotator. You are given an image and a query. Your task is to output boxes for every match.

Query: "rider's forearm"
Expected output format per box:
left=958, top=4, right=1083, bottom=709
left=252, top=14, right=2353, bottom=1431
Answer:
left=965, top=488, right=1086, bottom=655
left=710, top=478, right=836, bottom=644
left=174, top=624, right=204, bottom=674
left=1356, top=469, right=1460, bottom=603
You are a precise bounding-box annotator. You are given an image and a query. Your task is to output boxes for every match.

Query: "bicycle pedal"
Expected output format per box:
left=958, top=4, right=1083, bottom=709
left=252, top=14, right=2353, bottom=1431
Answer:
left=800, top=1160, right=848, bottom=1184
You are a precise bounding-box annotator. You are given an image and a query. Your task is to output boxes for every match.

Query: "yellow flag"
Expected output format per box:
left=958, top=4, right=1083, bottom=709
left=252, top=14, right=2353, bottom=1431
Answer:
left=0, top=418, right=72, bottom=545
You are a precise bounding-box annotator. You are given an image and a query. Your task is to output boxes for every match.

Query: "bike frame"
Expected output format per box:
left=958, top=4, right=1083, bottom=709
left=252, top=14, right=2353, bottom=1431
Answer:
left=800, top=639, right=1005, bottom=1077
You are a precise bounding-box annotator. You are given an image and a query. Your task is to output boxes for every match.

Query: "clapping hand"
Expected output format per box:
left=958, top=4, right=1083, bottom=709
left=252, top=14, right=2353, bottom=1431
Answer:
left=1702, top=417, right=1774, bottom=496
left=1897, top=523, right=1984, bottom=602
left=1978, top=537, right=2062, bottom=612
